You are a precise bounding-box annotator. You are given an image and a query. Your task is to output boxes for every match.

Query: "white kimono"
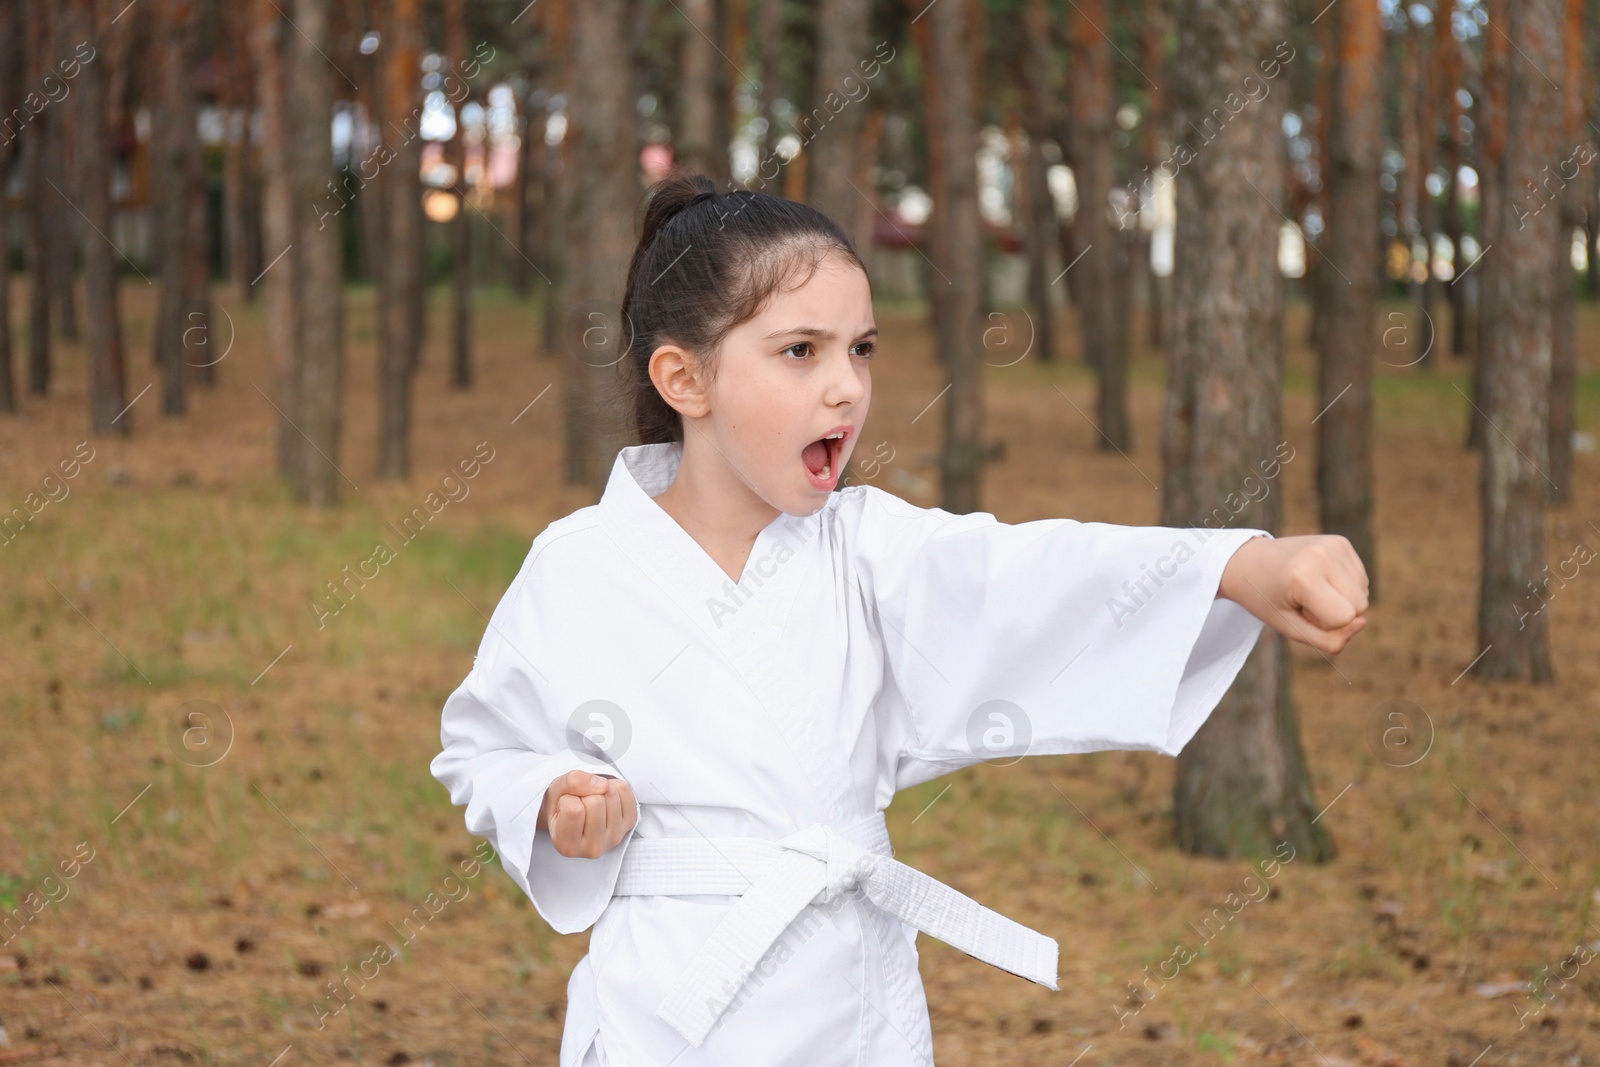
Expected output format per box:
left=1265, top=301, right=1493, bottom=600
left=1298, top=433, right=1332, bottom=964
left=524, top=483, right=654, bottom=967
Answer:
left=430, top=441, right=1269, bottom=1066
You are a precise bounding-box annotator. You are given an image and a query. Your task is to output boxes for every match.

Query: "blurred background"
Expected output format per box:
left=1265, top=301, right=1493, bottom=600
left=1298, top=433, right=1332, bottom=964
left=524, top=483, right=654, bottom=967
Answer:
left=1, top=0, right=1598, bottom=1063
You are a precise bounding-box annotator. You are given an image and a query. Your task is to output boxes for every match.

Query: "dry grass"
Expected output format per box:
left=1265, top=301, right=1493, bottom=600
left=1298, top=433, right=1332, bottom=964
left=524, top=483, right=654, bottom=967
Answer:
left=1, top=278, right=1598, bottom=1065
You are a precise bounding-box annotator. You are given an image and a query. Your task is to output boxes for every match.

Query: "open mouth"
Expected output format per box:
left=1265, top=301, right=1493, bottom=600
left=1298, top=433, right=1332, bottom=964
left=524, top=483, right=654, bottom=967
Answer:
left=801, top=427, right=850, bottom=489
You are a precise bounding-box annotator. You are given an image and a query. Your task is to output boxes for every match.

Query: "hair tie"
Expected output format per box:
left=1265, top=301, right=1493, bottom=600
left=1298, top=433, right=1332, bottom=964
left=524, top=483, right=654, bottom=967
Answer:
left=688, top=190, right=718, bottom=208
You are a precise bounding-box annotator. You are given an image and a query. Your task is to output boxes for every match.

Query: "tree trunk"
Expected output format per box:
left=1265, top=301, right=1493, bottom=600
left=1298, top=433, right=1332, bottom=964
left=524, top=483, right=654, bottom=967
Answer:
left=355, top=0, right=387, bottom=290
left=1434, top=0, right=1470, bottom=356
left=1315, top=0, right=1381, bottom=600
left=44, top=0, right=77, bottom=347
left=251, top=0, right=301, bottom=478
left=805, top=0, right=870, bottom=252
left=710, top=0, right=740, bottom=191
left=1545, top=0, right=1584, bottom=506
left=47, top=112, right=79, bottom=344
left=909, top=15, right=951, bottom=366
left=0, top=167, right=11, bottom=414
left=1066, top=0, right=1129, bottom=450
left=1136, top=8, right=1167, bottom=353
left=70, top=0, right=128, bottom=436
left=564, top=0, right=636, bottom=487
left=1467, top=0, right=1510, bottom=451
left=1472, top=0, right=1561, bottom=682
left=541, top=0, right=571, bottom=365
left=1402, top=11, right=1438, bottom=370
left=1020, top=0, right=1058, bottom=365
left=756, top=0, right=788, bottom=190
left=1587, top=160, right=1599, bottom=301
left=1165, top=0, right=1330, bottom=863
left=0, top=0, right=17, bottom=414
left=151, top=0, right=207, bottom=414
left=925, top=0, right=984, bottom=513
left=677, top=0, right=717, bottom=178
left=511, top=95, right=534, bottom=298
left=222, top=1, right=261, bottom=301
left=446, top=0, right=472, bottom=390
left=378, top=0, right=424, bottom=478
left=24, top=0, right=51, bottom=397
left=287, top=0, right=343, bottom=505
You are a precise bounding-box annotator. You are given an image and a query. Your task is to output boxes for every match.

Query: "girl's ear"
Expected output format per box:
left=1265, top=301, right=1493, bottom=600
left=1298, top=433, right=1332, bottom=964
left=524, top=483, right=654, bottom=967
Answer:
left=648, top=343, right=712, bottom=421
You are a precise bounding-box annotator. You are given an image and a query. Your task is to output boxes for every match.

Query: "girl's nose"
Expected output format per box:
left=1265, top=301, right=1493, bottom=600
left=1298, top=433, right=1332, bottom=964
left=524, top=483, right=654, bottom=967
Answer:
left=824, top=348, right=867, bottom=404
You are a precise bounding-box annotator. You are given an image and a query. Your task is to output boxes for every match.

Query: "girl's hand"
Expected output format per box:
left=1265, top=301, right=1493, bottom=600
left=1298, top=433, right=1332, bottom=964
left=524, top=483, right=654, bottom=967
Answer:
left=537, top=770, right=639, bottom=858
left=1219, top=534, right=1369, bottom=655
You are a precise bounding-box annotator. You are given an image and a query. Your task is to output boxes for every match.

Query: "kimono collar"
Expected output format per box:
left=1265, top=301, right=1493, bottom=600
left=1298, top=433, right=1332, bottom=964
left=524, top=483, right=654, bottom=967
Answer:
left=597, top=441, right=820, bottom=590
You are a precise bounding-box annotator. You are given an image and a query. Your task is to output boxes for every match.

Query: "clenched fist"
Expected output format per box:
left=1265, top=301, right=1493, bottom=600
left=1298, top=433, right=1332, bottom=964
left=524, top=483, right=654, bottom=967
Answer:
left=537, top=770, right=639, bottom=858
left=1219, top=533, right=1369, bottom=655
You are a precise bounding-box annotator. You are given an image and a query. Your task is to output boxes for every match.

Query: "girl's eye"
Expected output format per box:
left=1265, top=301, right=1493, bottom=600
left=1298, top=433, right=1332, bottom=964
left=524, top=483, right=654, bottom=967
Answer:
left=781, top=340, right=874, bottom=360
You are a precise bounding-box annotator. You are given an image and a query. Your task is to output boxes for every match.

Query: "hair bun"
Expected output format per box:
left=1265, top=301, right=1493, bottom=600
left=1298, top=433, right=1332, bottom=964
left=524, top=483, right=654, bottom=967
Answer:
left=636, top=172, right=717, bottom=252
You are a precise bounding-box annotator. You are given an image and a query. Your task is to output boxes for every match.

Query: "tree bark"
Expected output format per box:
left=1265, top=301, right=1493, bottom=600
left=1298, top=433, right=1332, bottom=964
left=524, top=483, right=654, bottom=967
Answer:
left=541, top=0, right=571, bottom=365
left=24, top=0, right=51, bottom=397
left=677, top=0, right=717, bottom=178
left=222, top=18, right=262, bottom=303
left=1402, top=10, right=1438, bottom=370
left=805, top=0, right=871, bottom=252
left=925, top=0, right=984, bottom=513
left=1472, top=0, right=1561, bottom=682
left=69, top=0, right=128, bottom=436
left=286, top=0, right=343, bottom=505
left=251, top=0, right=301, bottom=478
left=0, top=0, right=18, bottom=414
left=1436, top=0, right=1468, bottom=357
left=758, top=0, right=785, bottom=183
left=1065, top=0, right=1129, bottom=450
left=1467, top=0, right=1511, bottom=451
left=1545, top=0, right=1584, bottom=506
left=1315, top=0, right=1381, bottom=600
left=377, top=0, right=424, bottom=478
left=151, top=0, right=207, bottom=413
left=909, top=15, right=950, bottom=365
left=446, top=0, right=472, bottom=390
left=1020, top=0, right=1058, bottom=364
left=1136, top=7, right=1167, bottom=353
left=1165, top=0, right=1329, bottom=862
left=564, top=0, right=637, bottom=488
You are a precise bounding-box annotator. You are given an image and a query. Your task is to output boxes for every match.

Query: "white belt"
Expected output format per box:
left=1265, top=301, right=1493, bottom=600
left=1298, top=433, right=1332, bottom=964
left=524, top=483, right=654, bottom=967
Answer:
left=613, top=811, right=1059, bottom=1047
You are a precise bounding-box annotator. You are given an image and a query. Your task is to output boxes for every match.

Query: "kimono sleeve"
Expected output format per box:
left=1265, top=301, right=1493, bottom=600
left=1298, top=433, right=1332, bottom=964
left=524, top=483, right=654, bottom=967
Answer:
left=846, top=486, right=1270, bottom=790
left=429, top=573, right=636, bottom=935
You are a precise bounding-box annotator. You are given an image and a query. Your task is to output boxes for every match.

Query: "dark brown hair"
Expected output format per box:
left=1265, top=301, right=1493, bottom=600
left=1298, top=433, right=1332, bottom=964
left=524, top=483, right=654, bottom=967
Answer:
left=619, top=172, right=869, bottom=444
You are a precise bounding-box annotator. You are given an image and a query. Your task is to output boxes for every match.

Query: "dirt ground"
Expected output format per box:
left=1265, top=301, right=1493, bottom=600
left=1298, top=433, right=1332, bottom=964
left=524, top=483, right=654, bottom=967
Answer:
left=1, top=278, right=1598, bottom=1066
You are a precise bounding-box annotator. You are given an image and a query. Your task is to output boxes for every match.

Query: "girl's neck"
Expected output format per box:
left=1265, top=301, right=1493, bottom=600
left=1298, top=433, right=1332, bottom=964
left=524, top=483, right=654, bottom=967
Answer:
left=651, top=436, right=781, bottom=584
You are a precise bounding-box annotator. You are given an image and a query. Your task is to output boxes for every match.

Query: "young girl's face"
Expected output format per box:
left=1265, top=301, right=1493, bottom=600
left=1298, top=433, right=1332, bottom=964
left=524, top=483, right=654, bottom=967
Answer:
left=701, top=249, right=875, bottom=516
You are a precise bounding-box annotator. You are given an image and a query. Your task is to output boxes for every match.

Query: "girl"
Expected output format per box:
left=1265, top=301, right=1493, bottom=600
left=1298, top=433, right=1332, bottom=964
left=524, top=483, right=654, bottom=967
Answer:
left=431, top=173, right=1368, bottom=1066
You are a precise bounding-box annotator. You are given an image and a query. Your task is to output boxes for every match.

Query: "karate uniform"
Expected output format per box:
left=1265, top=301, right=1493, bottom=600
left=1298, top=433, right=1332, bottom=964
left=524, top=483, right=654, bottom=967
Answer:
left=430, top=441, right=1269, bottom=1066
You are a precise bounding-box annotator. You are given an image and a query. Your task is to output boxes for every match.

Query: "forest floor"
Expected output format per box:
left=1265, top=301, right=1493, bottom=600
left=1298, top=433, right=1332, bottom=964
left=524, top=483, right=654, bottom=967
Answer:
left=1, top=280, right=1599, bottom=1067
